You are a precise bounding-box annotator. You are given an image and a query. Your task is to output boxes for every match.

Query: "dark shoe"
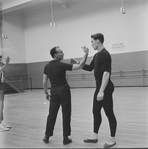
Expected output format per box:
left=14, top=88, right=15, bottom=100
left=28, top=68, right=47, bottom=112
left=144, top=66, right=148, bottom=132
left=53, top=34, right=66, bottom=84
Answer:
left=103, top=141, right=116, bottom=148
left=43, top=136, right=49, bottom=143
left=63, top=137, right=72, bottom=145
left=84, top=138, right=98, bottom=143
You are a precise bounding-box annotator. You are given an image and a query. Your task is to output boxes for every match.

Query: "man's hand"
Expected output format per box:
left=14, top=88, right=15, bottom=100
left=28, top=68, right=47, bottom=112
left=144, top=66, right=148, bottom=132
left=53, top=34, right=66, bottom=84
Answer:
left=70, top=46, right=88, bottom=65
left=97, top=91, right=104, bottom=101
left=70, top=58, right=79, bottom=64
left=5, top=56, right=10, bottom=64
left=81, top=46, right=89, bottom=55
left=46, top=93, right=51, bottom=101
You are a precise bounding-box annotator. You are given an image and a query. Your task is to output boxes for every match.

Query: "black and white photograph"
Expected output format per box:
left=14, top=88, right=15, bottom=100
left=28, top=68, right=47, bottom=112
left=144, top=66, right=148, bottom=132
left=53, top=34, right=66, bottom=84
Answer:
left=0, top=0, right=148, bottom=148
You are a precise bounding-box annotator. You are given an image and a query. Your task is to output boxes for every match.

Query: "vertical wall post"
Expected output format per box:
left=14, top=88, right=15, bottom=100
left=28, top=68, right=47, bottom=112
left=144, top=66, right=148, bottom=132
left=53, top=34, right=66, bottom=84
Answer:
left=142, top=69, right=145, bottom=88
left=0, top=5, right=3, bottom=57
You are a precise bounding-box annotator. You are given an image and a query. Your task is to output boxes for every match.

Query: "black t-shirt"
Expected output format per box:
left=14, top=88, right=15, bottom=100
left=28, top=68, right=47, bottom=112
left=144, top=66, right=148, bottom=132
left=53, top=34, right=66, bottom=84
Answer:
left=44, top=60, right=73, bottom=88
left=83, top=48, right=111, bottom=81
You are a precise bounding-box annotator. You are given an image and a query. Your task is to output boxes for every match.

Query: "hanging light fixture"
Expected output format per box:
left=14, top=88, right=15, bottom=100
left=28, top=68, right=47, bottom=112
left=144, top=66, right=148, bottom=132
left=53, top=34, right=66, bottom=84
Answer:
left=50, top=0, right=57, bottom=27
left=120, top=0, right=126, bottom=14
left=0, top=10, right=7, bottom=39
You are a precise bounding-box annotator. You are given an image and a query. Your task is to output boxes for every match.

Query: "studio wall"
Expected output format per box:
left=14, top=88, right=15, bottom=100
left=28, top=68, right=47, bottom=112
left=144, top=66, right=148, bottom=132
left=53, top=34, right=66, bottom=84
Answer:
left=24, top=0, right=148, bottom=88
left=1, top=0, right=148, bottom=89
left=27, top=50, right=148, bottom=88
left=23, top=0, right=148, bottom=63
left=2, top=11, right=26, bottom=63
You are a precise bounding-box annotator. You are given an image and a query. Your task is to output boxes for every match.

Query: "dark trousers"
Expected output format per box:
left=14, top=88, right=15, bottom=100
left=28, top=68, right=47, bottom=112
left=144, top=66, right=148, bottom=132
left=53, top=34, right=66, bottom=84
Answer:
left=45, top=84, right=71, bottom=138
left=93, top=80, right=117, bottom=137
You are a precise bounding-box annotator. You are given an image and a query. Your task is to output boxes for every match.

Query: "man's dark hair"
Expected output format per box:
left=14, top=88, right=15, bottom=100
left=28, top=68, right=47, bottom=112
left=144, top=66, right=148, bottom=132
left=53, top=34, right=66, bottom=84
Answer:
left=91, top=33, right=104, bottom=44
left=50, top=46, right=58, bottom=58
left=0, top=55, right=2, bottom=58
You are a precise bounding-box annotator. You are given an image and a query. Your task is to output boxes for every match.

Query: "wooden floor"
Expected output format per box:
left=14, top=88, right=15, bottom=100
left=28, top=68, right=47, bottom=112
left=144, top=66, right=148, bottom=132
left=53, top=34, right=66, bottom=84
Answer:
left=0, top=87, right=148, bottom=148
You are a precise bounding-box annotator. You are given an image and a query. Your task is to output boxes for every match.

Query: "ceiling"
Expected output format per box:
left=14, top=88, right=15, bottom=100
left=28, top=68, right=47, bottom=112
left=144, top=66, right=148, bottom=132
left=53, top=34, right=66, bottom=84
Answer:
left=0, top=0, right=136, bottom=14
left=1, top=0, right=75, bottom=14
left=0, top=0, right=143, bottom=17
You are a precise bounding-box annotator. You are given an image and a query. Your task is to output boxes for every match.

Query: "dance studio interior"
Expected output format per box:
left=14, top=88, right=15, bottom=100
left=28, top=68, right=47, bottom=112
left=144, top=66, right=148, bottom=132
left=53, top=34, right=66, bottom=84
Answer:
left=0, top=0, right=148, bottom=148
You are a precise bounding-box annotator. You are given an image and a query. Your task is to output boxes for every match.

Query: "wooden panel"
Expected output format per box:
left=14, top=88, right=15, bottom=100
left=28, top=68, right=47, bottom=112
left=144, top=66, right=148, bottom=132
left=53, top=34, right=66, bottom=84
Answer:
left=3, top=51, right=148, bottom=88
left=4, top=63, right=29, bottom=90
left=27, top=51, right=148, bottom=88
left=5, top=63, right=28, bottom=76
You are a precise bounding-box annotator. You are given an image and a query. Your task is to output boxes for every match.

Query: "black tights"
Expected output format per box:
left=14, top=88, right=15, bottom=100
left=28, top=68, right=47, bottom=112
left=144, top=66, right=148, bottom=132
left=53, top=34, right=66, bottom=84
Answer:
left=93, top=81, right=117, bottom=137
